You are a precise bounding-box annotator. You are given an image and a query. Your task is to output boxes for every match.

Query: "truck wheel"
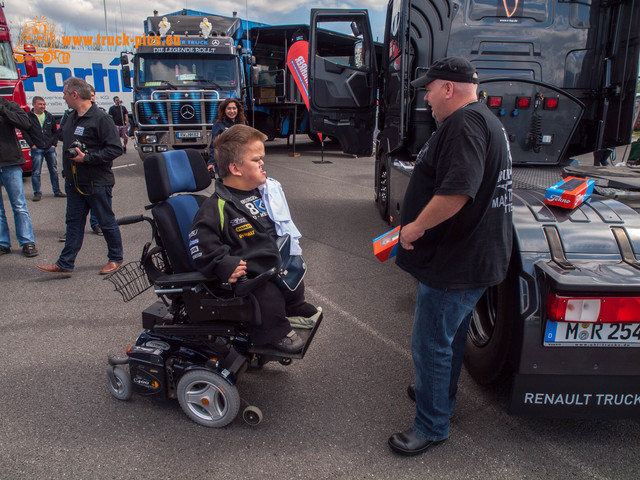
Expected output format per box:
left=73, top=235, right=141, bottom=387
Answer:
left=463, top=265, right=516, bottom=385
left=177, top=370, right=240, bottom=427
left=376, top=153, right=390, bottom=222
left=254, top=115, right=276, bottom=141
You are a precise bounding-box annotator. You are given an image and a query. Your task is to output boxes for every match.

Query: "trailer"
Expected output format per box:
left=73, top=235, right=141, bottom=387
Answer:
left=307, top=1, right=640, bottom=418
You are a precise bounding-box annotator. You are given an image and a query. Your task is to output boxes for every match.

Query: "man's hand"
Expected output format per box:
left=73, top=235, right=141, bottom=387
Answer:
left=227, top=260, right=247, bottom=283
left=72, top=148, right=86, bottom=163
left=400, top=222, right=424, bottom=251
left=399, top=194, right=471, bottom=251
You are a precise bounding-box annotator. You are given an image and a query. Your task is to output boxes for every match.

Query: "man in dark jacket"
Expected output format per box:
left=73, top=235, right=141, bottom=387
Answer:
left=36, top=77, right=123, bottom=275
left=21, top=96, right=65, bottom=201
left=0, top=97, right=38, bottom=257
left=108, top=96, right=129, bottom=153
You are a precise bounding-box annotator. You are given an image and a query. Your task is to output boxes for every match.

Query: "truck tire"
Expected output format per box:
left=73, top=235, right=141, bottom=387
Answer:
left=254, top=115, right=276, bottom=141
left=463, top=263, right=516, bottom=385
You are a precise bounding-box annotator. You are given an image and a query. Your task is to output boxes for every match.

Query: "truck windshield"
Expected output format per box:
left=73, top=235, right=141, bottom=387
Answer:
left=0, top=41, right=19, bottom=80
left=137, top=53, right=237, bottom=90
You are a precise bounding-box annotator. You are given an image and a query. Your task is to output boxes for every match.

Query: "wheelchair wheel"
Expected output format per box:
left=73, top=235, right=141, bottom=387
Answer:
left=242, top=406, right=263, bottom=426
left=106, top=366, right=132, bottom=401
left=177, top=370, right=240, bottom=427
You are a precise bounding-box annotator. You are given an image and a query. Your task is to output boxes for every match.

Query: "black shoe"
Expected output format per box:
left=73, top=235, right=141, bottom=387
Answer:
left=388, top=429, right=445, bottom=456
left=32, top=194, right=41, bottom=202
left=123, top=145, right=127, bottom=153
left=270, top=330, right=304, bottom=353
left=92, top=225, right=103, bottom=236
left=0, top=245, right=10, bottom=255
left=54, top=192, right=67, bottom=198
left=58, top=233, right=66, bottom=242
left=407, top=383, right=415, bottom=402
left=22, top=242, right=38, bottom=257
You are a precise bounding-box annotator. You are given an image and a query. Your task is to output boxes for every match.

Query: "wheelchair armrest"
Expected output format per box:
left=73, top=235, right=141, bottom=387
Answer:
left=235, top=267, right=279, bottom=296
left=153, top=267, right=278, bottom=296
left=154, top=271, right=218, bottom=289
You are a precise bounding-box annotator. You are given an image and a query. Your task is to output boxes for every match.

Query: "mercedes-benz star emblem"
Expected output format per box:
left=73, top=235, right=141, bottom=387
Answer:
left=180, top=104, right=195, bottom=120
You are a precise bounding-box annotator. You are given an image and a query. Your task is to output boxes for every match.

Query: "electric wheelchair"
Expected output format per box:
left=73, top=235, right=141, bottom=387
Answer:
left=105, top=149, right=322, bottom=427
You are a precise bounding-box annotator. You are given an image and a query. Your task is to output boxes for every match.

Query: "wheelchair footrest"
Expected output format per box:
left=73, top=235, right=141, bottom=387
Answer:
left=247, top=313, right=323, bottom=360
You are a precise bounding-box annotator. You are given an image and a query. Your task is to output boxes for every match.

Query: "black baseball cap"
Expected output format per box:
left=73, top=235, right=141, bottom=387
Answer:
left=411, top=57, right=479, bottom=88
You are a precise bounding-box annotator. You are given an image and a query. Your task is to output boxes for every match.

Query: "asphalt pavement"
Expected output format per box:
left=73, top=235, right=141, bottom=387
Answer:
left=1, top=139, right=639, bottom=479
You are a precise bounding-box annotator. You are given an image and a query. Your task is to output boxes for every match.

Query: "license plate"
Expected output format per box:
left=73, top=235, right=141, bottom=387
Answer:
left=177, top=131, right=201, bottom=139
left=545, top=321, right=640, bottom=347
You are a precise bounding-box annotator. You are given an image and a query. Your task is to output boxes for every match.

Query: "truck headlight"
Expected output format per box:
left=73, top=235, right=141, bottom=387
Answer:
left=139, top=134, right=157, bottom=144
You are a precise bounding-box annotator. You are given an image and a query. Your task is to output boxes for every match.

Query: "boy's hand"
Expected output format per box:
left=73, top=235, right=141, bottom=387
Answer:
left=228, top=260, right=247, bottom=283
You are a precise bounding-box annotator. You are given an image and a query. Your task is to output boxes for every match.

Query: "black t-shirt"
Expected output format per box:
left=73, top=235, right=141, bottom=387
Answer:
left=108, top=105, right=128, bottom=126
left=395, top=101, right=513, bottom=289
left=226, top=186, right=277, bottom=238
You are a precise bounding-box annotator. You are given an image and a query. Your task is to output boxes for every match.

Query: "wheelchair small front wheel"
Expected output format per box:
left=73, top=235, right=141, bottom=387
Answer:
left=243, top=406, right=263, bottom=426
left=106, top=366, right=132, bottom=401
left=177, top=370, right=240, bottom=427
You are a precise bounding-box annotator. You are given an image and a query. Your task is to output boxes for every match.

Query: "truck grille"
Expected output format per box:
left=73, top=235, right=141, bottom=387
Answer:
left=135, top=89, right=221, bottom=127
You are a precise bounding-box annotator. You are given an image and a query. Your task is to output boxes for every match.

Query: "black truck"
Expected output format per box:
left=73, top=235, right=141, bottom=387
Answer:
left=306, top=0, right=640, bottom=418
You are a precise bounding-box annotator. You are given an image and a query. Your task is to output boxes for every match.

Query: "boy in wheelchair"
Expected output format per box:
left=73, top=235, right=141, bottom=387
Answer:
left=189, top=125, right=320, bottom=353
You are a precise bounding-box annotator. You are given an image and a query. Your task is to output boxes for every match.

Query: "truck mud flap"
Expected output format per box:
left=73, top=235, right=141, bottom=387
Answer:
left=510, top=374, right=640, bottom=419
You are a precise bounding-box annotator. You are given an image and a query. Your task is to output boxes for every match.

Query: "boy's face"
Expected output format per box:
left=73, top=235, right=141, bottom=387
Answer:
left=233, top=139, right=267, bottom=189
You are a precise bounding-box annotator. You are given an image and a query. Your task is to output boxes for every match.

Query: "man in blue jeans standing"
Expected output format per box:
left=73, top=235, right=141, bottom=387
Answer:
left=36, top=77, right=123, bottom=275
left=0, top=97, right=38, bottom=257
left=22, top=96, right=65, bottom=201
left=388, top=58, right=513, bottom=456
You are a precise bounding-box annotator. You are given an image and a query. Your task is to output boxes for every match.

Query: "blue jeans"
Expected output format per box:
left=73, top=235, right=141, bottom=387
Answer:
left=57, top=182, right=123, bottom=271
left=0, top=165, right=35, bottom=248
left=30, top=147, right=61, bottom=195
left=411, top=283, right=485, bottom=441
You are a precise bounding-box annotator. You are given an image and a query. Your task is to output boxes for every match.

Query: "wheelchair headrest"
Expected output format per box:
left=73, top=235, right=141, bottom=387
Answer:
left=144, top=150, right=211, bottom=204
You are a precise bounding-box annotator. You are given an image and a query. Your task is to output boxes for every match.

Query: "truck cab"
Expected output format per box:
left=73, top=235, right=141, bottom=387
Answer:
left=309, top=1, right=640, bottom=418
left=124, top=13, right=245, bottom=159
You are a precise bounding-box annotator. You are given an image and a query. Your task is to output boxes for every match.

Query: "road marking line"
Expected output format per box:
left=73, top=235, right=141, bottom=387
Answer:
left=307, top=287, right=412, bottom=361
left=113, top=163, right=137, bottom=169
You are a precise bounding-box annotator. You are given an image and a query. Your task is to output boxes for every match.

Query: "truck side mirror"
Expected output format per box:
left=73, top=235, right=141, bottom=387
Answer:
left=250, top=65, right=259, bottom=85
left=120, top=53, right=129, bottom=66
left=122, top=65, right=132, bottom=89
left=350, top=21, right=363, bottom=37
left=22, top=44, right=38, bottom=78
left=23, top=56, right=38, bottom=78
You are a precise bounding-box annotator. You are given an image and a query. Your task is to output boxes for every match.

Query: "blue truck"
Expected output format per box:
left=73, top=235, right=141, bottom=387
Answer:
left=122, top=10, right=378, bottom=159
left=120, top=10, right=262, bottom=159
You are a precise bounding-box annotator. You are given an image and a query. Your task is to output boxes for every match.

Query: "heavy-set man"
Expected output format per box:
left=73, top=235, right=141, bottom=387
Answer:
left=388, top=57, right=513, bottom=456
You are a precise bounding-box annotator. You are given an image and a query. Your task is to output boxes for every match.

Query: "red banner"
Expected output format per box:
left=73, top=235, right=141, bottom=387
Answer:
left=287, top=40, right=310, bottom=110
left=287, top=40, right=322, bottom=141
